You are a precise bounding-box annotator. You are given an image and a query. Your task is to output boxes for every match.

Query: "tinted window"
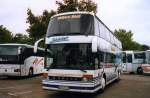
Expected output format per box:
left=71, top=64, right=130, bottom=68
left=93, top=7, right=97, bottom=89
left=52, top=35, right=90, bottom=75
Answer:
left=127, top=54, right=132, bottom=63
left=47, top=43, right=96, bottom=70
left=134, top=53, right=145, bottom=59
left=0, top=46, right=18, bottom=55
left=46, top=14, right=94, bottom=37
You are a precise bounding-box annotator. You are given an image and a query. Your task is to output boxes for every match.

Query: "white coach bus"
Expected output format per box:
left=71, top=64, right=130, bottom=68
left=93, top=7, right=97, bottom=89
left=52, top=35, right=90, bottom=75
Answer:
left=42, top=12, right=122, bottom=93
left=0, top=43, right=48, bottom=77
left=122, top=51, right=145, bottom=74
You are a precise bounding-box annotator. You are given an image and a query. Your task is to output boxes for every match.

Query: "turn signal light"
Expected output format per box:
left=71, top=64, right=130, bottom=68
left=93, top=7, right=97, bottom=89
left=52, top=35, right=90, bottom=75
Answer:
left=83, top=74, right=93, bottom=79
left=82, top=74, right=93, bottom=82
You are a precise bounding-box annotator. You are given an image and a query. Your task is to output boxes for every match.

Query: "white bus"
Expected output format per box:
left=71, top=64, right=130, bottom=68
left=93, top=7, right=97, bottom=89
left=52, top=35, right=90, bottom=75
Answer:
left=42, top=12, right=122, bottom=93
left=122, top=51, right=145, bottom=74
left=0, top=43, right=48, bottom=77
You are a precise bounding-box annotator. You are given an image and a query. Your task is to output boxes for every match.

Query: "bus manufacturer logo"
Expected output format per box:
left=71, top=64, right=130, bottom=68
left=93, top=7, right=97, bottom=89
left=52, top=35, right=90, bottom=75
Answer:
left=51, top=37, right=69, bottom=43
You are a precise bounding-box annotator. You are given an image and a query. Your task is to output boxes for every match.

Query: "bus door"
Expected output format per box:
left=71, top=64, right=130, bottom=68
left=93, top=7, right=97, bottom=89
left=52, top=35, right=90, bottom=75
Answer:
left=126, top=54, right=133, bottom=72
left=122, top=52, right=127, bottom=72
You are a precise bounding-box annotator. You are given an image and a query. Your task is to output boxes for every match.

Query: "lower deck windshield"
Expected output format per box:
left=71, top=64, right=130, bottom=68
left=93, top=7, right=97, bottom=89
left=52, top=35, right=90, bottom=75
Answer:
left=0, top=45, right=19, bottom=64
left=47, top=43, right=95, bottom=70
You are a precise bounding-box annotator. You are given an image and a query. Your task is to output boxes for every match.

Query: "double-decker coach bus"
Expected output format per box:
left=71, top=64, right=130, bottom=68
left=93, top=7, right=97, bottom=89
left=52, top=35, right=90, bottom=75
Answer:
left=42, top=12, right=122, bottom=93
left=0, top=43, right=51, bottom=77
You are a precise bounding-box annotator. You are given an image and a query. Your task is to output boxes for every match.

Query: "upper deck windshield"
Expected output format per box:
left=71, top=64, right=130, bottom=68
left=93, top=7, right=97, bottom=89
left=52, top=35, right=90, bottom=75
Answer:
left=0, top=45, right=19, bottom=64
left=47, top=43, right=96, bottom=70
left=46, top=14, right=94, bottom=37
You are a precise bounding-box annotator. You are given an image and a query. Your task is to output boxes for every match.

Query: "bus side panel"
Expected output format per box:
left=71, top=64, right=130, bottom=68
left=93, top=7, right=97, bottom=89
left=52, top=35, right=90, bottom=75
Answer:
left=24, top=56, right=44, bottom=76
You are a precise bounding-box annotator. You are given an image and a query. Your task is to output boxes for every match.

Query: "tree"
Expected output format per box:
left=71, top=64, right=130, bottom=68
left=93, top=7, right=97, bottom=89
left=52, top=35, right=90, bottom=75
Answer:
left=12, top=33, right=32, bottom=44
left=56, top=0, right=97, bottom=13
left=78, top=0, right=97, bottom=13
left=0, top=25, right=13, bottom=43
left=26, top=9, right=56, bottom=43
left=141, top=45, right=149, bottom=51
left=114, top=29, right=142, bottom=50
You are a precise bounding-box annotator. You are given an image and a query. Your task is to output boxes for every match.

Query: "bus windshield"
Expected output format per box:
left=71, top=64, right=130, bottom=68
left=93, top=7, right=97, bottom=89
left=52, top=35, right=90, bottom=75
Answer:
left=46, top=14, right=94, bottom=37
left=46, top=43, right=95, bottom=70
left=0, top=46, right=19, bottom=64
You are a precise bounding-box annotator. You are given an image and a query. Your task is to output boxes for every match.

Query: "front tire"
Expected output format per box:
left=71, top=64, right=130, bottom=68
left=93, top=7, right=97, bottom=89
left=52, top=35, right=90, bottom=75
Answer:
left=137, top=67, right=143, bottom=74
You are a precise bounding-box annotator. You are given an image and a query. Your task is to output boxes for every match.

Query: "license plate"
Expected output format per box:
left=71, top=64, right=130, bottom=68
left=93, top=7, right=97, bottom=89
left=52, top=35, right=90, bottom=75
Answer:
left=58, top=85, right=69, bottom=90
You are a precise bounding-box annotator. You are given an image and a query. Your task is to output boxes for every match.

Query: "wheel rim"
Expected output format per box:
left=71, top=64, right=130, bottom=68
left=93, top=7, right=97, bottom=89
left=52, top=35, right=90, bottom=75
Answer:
left=29, top=69, right=33, bottom=76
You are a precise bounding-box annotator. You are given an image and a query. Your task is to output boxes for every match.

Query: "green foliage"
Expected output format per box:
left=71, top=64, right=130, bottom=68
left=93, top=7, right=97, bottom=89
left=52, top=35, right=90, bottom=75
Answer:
left=26, top=9, right=56, bottom=43
left=114, top=29, right=144, bottom=50
left=0, top=25, right=13, bottom=43
left=12, top=33, right=32, bottom=44
left=141, top=45, right=149, bottom=51
left=78, top=0, right=97, bottom=13
left=56, top=0, right=97, bottom=13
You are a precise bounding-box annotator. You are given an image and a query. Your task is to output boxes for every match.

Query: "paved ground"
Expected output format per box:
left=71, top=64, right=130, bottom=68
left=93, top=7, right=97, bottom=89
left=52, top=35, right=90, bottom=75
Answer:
left=0, top=74, right=150, bottom=98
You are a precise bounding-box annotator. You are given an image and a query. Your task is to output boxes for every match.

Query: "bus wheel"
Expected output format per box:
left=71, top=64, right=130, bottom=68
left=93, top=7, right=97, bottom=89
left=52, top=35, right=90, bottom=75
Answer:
left=28, top=68, right=33, bottom=77
left=101, top=77, right=106, bottom=92
left=137, top=67, right=143, bottom=74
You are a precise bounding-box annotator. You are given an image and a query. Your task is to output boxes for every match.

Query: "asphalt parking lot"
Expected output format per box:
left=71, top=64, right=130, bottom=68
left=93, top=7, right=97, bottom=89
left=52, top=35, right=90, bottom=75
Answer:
left=0, top=74, right=150, bottom=98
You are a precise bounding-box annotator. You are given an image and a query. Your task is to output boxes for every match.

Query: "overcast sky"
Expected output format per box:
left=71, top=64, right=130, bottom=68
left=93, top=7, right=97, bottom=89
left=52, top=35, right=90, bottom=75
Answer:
left=0, top=0, right=150, bottom=45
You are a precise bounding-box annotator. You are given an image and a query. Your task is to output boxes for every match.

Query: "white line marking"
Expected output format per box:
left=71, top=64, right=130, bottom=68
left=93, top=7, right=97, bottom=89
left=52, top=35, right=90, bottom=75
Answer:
left=8, top=93, right=17, bottom=97
left=8, top=91, right=32, bottom=96
left=0, top=87, right=15, bottom=90
left=16, top=91, right=32, bottom=95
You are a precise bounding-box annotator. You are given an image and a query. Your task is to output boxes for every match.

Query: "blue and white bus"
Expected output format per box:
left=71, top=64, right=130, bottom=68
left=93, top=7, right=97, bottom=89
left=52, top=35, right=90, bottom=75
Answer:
left=42, top=12, right=122, bottom=93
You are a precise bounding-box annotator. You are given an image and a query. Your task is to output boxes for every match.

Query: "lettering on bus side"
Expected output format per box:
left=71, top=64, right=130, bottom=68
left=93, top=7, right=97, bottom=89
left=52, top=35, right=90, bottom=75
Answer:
left=50, top=36, right=69, bottom=43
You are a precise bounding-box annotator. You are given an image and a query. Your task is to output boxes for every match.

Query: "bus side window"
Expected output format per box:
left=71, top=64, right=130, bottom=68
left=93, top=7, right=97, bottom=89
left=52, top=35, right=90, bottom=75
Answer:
left=122, top=52, right=126, bottom=63
left=127, top=54, right=132, bottom=63
left=98, top=51, right=104, bottom=68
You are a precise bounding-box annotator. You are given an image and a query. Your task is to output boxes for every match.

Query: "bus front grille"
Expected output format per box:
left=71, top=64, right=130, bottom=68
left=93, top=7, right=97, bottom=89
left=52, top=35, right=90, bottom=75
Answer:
left=49, top=76, right=82, bottom=81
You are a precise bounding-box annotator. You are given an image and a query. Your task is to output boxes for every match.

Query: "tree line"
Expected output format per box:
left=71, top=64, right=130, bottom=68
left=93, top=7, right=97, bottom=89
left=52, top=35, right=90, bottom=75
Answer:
left=0, top=0, right=149, bottom=50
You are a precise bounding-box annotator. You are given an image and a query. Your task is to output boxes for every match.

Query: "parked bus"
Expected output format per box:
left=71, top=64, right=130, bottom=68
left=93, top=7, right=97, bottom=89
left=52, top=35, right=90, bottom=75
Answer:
left=42, top=12, right=122, bottom=93
left=122, top=51, right=145, bottom=74
left=0, top=43, right=48, bottom=77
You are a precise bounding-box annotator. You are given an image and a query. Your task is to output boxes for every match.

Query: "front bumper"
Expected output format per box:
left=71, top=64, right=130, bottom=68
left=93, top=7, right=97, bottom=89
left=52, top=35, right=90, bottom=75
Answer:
left=42, top=79, right=102, bottom=93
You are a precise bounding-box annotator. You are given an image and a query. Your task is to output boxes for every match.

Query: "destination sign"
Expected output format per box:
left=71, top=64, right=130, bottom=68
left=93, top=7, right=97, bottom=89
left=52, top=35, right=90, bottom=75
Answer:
left=57, top=15, right=81, bottom=20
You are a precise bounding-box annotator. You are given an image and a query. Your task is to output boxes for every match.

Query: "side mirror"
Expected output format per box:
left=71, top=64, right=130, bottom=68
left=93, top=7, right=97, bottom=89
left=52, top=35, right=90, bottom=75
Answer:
left=92, top=37, right=98, bottom=53
left=34, top=38, right=44, bottom=53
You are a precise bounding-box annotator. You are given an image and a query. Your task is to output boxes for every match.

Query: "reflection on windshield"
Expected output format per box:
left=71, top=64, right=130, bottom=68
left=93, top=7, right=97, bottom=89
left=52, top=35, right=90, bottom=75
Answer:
left=47, top=44, right=95, bottom=70
left=0, top=46, right=18, bottom=55
left=46, top=14, right=94, bottom=37
left=0, top=46, right=19, bottom=64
